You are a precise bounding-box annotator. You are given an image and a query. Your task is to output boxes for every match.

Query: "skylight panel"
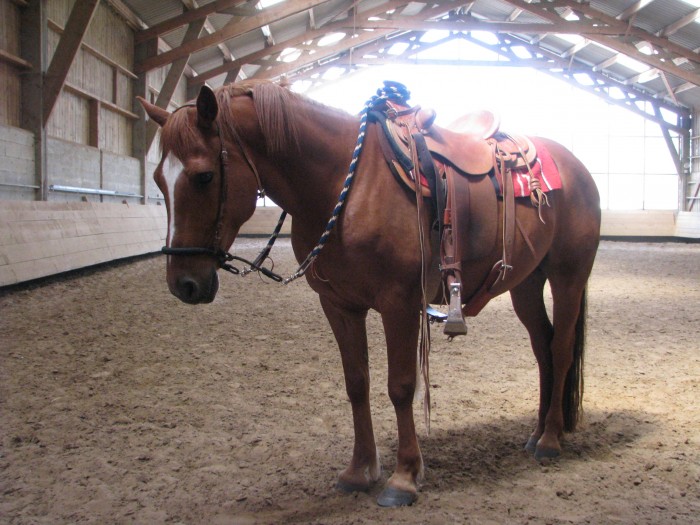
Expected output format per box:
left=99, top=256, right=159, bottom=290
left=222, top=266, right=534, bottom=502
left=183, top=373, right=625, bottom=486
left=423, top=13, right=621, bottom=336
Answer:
left=616, top=54, right=649, bottom=73
left=258, top=0, right=284, bottom=7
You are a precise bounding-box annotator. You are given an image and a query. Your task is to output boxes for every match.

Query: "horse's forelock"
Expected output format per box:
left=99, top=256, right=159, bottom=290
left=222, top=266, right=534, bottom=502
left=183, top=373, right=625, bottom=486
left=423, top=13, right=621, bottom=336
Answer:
left=158, top=108, right=202, bottom=159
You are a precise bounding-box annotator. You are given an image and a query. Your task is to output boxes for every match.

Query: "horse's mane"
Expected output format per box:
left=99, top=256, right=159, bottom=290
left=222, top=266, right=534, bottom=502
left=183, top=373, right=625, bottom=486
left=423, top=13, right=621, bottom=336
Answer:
left=160, top=80, right=351, bottom=157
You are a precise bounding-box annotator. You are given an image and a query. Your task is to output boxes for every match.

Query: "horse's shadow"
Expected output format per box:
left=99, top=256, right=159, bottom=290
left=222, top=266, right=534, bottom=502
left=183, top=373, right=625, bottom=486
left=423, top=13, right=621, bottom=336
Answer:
left=237, top=409, right=656, bottom=523
left=411, top=407, right=654, bottom=492
left=224, top=410, right=658, bottom=523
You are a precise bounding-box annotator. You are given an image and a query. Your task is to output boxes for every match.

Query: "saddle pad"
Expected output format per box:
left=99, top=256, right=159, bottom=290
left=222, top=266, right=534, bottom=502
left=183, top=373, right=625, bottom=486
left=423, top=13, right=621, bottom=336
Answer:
left=510, top=137, right=561, bottom=198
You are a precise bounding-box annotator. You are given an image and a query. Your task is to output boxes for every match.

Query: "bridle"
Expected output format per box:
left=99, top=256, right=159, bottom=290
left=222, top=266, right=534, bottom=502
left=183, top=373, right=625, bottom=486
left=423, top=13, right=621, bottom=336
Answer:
left=160, top=103, right=283, bottom=282
left=159, top=82, right=407, bottom=285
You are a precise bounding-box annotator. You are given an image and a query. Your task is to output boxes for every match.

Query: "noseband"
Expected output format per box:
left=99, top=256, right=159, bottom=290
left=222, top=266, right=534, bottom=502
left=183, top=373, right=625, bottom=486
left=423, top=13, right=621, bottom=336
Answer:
left=160, top=103, right=283, bottom=282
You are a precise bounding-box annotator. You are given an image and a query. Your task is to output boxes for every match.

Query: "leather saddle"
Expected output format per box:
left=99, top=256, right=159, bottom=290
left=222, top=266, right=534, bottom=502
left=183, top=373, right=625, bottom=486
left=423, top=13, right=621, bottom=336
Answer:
left=386, top=107, right=537, bottom=179
left=373, top=102, right=544, bottom=337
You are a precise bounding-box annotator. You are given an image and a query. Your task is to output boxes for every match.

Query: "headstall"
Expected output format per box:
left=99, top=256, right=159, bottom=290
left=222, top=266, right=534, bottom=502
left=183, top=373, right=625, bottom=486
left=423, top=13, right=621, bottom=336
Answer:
left=159, top=103, right=283, bottom=282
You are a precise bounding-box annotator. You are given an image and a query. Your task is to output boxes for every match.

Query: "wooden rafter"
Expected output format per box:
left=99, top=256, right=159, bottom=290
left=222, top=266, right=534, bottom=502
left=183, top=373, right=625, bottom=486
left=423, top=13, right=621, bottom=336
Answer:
left=43, top=0, right=100, bottom=126
left=250, top=1, right=460, bottom=80
left=658, top=7, right=700, bottom=37
left=186, top=0, right=418, bottom=86
left=136, top=0, right=331, bottom=73
left=500, top=0, right=700, bottom=86
left=616, top=0, right=655, bottom=21
left=181, top=0, right=235, bottom=62
left=523, top=0, right=700, bottom=66
left=135, top=0, right=243, bottom=43
left=145, top=18, right=207, bottom=150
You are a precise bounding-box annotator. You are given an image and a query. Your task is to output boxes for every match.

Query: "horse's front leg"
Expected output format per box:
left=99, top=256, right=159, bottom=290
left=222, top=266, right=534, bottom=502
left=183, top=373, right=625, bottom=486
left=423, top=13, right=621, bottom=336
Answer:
left=319, top=296, right=381, bottom=492
left=377, top=305, right=424, bottom=507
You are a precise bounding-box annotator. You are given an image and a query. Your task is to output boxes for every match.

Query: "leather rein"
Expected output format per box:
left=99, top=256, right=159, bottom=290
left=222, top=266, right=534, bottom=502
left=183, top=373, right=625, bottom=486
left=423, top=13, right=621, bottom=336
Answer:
left=160, top=103, right=284, bottom=282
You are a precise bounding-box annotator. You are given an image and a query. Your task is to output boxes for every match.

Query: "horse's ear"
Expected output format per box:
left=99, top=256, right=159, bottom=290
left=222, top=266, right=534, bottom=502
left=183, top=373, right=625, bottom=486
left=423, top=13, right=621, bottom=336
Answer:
left=137, top=97, right=170, bottom=127
left=196, top=85, right=218, bottom=129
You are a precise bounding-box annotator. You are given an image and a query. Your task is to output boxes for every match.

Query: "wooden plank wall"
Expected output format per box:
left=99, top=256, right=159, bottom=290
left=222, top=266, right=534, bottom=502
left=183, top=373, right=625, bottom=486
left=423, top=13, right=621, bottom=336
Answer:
left=2, top=205, right=698, bottom=287
left=0, top=203, right=289, bottom=287
left=45, top=0, right=135, bottom=155
left=0, top=201, right=166, bottom=286
left=0, top=0, right=22, bottom=127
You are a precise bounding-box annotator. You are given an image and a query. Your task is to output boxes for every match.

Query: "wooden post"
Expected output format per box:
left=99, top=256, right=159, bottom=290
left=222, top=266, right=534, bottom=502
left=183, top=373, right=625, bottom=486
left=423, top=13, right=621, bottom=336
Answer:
left=144, top=18, right=206, bottom=150
left=133, top=38, right=157, bottom=205
left=88, top=98, right=101, bottom=148
left=20, top=0, right=48, bottom=201
left=42, top=0, right=99, bottom=126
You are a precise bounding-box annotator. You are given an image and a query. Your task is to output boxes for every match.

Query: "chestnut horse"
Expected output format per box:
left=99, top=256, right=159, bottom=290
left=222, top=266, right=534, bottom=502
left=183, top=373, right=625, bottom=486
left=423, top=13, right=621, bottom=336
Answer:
left=139, top=80, right=600, bottom=507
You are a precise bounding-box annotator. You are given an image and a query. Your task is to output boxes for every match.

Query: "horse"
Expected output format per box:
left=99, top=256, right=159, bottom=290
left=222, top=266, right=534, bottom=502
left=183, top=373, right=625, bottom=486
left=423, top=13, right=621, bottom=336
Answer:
left=138, top=79, right=601, bottom=507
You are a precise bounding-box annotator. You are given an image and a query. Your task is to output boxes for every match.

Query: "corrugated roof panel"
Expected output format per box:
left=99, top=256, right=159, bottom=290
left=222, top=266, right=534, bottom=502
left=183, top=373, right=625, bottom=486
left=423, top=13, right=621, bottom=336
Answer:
left=121, top=0, right=185, bottom=27
left=669, top=22, right=700, bottom=54
left=630, top=0, right=697, bottom=34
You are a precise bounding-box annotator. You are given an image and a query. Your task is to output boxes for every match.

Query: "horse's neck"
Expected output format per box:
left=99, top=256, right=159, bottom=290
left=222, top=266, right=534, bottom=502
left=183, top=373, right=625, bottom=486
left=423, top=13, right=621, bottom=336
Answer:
left=259, top=103, right=361, bottom=225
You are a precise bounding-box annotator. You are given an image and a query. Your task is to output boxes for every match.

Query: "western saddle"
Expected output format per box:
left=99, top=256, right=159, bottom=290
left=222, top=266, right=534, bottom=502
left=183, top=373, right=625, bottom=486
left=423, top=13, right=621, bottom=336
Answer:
left=370, top=93, right=548, bottom=337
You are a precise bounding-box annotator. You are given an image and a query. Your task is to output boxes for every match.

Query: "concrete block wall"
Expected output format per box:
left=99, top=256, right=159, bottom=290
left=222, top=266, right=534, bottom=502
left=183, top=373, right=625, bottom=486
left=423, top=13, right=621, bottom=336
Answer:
left=47, top=138, right=101, bottom=201
left=101, top=151, right=141, bottom=202
left=47, top=138, right=142, bottom=202
left=0, top=124, right=36, bottom=201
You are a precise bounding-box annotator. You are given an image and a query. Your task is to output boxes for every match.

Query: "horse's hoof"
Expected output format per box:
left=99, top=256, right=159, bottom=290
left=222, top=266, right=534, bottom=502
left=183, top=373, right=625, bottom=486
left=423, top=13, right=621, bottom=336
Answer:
left=377, top=486, right=417, bottom=507
left=534, top=446, right=561, bottom=462
left=336, top=478, right=370, bottom=494
left=524, top=436, right=538, bottom=455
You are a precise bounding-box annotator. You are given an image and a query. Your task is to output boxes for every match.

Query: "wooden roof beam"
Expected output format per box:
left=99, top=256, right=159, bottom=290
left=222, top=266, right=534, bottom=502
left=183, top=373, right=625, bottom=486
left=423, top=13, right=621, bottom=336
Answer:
left=616, top=0, right=655, bottom=21
left=185, top=0, right=424, bottom=86
left=136, top=0, right=330, bottom=73
left=251, top=1, right=463, bottom=80
left=527, top=0, right=700, bottom=66
left=43, top=0, right=99, bottom=126
left=501, top=0, right=700, bottom=86
left=351, top=19, right=626, bottom=35
left=145, top=18, right=207, bottom=150
left=135, top=0, right=243, bottom=44
left=181, top=0, right=235, bottom=62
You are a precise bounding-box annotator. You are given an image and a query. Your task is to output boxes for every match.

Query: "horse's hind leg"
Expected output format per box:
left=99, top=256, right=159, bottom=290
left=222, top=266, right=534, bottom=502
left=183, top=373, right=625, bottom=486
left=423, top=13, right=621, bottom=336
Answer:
left=319, top=296, right=381, bottom=492
left=511, top=267, right=589, bottom=460
left=509, top=269, right=553, bottom=454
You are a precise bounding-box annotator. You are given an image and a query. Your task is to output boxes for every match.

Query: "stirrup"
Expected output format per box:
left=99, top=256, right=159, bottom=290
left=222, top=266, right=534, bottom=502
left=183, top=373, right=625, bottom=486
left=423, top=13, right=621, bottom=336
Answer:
left=444, top=282, right=468, bottom=337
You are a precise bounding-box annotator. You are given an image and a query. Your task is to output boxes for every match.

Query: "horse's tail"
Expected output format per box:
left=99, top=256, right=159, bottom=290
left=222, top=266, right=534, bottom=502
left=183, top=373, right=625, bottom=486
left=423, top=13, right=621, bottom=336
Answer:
left=563, top=287, right=587, bottom=432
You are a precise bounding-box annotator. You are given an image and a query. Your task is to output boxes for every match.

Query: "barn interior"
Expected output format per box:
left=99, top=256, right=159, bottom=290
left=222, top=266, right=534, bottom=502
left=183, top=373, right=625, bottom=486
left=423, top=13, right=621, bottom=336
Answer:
left=1, top=0, right=700, bottom=286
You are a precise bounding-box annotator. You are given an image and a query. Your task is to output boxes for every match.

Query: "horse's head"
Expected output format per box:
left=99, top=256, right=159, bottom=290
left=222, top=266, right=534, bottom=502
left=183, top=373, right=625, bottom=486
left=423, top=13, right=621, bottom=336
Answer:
left=138, top=86, right=260, bottom=304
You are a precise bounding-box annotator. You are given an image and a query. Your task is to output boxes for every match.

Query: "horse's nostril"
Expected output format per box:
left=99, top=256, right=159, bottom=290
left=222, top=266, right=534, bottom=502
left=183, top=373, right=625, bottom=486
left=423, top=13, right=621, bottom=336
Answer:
left=178, top=277, right=200, bottom=303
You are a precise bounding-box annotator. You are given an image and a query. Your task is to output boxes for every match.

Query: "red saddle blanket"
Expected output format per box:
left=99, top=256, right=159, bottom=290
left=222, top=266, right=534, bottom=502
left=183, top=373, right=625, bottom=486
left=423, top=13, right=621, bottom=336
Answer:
left=509, top=137, right=561, bottom=198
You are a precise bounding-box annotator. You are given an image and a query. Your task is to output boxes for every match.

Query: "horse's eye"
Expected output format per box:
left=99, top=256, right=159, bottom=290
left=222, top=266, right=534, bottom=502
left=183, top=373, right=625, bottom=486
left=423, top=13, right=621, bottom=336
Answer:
left=197, top=171, right=214, bottom=185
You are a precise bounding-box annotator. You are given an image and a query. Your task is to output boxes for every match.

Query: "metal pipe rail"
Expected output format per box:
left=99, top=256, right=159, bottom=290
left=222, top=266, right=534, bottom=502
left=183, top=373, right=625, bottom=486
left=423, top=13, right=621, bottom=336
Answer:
left=49, top=185, right=143, bottom=199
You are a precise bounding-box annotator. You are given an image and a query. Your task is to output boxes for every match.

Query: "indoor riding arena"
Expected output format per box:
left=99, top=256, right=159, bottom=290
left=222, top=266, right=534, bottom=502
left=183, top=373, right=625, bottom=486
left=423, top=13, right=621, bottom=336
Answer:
left=1, top=1, right=699, bottom=524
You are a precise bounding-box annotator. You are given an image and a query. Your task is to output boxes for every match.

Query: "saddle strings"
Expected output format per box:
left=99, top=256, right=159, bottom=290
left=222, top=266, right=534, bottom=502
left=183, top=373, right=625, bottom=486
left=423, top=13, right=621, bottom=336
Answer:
left=406, top=122, right=432, bottom=434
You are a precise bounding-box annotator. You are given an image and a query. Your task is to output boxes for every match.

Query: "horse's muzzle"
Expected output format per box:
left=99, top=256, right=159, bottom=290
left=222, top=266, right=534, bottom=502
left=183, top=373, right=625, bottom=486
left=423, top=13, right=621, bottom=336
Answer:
left=170, top=269, right=219, bottom=304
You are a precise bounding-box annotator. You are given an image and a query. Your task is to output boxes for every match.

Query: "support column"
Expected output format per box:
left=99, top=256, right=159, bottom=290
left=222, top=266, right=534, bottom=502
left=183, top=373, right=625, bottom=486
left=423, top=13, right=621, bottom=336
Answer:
left=132, top=39, right=157, bottom=205
left=20, top=0, right=48, bottom=201
left=145, top=18, right=206, bottom=150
